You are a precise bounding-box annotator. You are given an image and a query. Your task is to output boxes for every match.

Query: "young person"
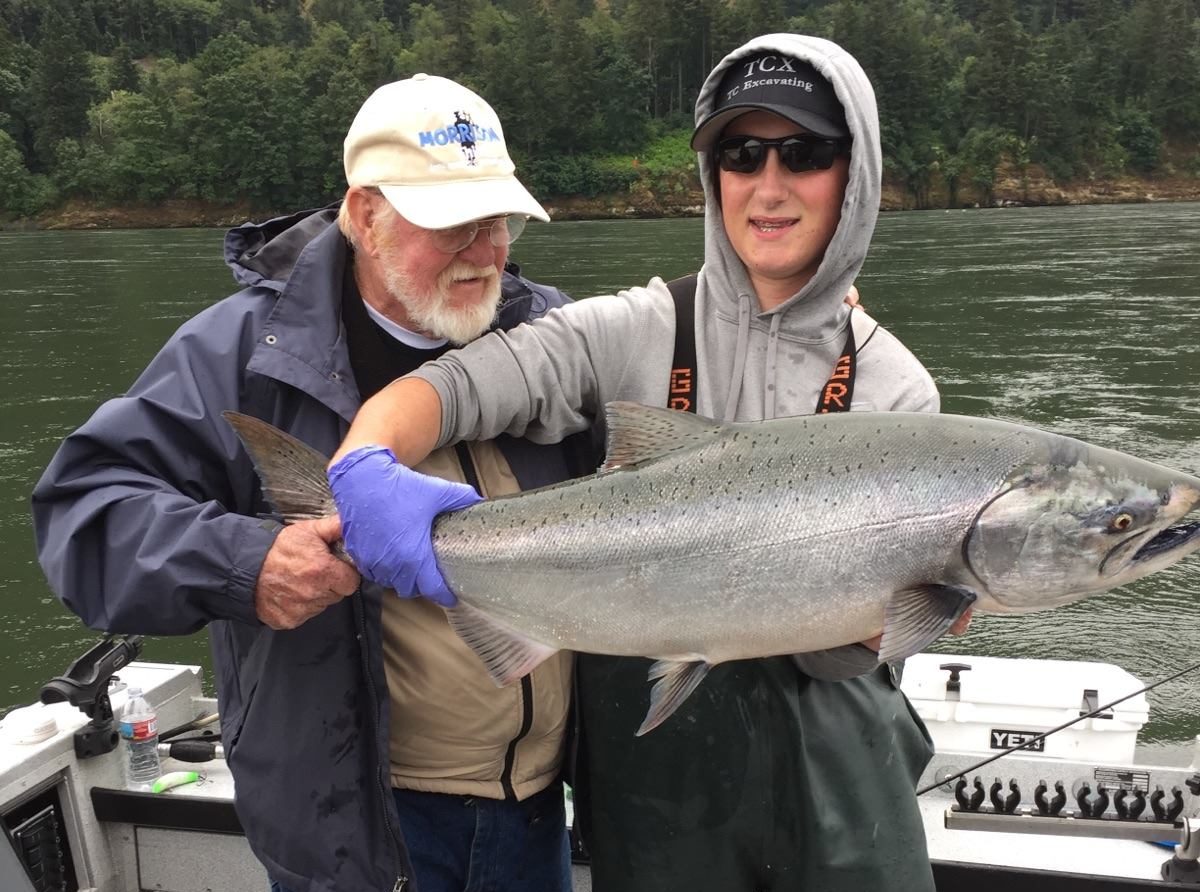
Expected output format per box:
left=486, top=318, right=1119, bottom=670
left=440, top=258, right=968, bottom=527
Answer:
left=327, top=34, right=955, bottom=891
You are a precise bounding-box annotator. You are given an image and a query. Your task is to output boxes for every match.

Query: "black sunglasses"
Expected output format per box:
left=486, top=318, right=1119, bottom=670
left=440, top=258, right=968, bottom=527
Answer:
left=716, top=134, right=850, bottom=174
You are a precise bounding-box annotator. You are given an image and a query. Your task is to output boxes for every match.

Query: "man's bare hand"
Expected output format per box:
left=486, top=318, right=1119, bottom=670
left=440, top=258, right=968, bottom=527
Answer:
left=844, top=284, right=861, bottom=309
left=254, top=516, right=360, bottom=630
left=948, top=607, right=973, bottom=636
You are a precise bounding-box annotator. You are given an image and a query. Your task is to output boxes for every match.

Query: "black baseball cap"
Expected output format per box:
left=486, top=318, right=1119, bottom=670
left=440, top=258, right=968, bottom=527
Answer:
left=692, top=53, right=849, bottom=151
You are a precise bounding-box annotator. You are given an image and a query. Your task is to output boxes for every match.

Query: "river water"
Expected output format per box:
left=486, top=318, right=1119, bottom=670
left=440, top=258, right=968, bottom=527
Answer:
left=3, top=203, right=1199, bottom=760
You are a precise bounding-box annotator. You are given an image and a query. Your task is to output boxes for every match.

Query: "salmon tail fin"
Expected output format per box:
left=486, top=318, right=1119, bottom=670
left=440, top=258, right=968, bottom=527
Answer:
left=222, top=411, right=337, bottom=524
left=446, top=601, right=559, bottom=686
left=878, top=584, right=977, bottom=663
left=636, top=658, right=712, bottom=736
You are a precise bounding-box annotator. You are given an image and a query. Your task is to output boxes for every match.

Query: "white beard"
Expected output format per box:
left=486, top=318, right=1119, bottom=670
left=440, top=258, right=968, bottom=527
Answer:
left=381, top=257, right=503, bottom=346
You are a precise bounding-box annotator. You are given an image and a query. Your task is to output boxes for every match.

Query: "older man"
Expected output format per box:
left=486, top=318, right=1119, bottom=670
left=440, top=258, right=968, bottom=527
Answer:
left=32, top=75, right=590, bottom=892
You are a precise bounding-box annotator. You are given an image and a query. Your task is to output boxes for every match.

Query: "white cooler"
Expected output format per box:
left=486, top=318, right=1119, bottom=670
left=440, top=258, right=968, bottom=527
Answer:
left=900, top=652, right=1149, bottom=764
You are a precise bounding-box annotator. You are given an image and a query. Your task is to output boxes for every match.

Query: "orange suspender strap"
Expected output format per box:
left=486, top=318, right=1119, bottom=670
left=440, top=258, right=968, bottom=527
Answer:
left=816, top=323, right=857, bottom=414
left=666, top=274, right=699, bottom=414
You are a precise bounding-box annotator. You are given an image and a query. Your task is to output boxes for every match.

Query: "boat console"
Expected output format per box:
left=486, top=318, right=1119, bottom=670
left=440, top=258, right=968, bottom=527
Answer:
left=2, top=643, right=1199, bottom=891
left=0, top=640, right=259, bottom=892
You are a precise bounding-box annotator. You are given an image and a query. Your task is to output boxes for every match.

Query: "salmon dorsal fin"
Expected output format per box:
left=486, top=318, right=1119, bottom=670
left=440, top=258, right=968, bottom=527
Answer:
left=601, top=401, right=725, bottom=472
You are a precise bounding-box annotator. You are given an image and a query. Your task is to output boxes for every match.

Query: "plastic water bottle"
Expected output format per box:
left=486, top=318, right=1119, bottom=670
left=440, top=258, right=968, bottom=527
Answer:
left=120, top=686, right=161, bottom=791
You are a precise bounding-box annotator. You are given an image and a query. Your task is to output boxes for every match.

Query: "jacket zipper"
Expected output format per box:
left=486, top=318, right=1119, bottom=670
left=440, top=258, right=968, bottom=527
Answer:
left=454, top=443, right=535, bottom=801
left=501, top=675, right=535, bottom=800
left=353, top=587, right=409, bottom=891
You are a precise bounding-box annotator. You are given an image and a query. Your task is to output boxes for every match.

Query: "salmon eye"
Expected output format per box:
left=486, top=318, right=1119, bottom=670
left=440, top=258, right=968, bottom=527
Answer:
left=1111, top=513, right=1134, bottom=531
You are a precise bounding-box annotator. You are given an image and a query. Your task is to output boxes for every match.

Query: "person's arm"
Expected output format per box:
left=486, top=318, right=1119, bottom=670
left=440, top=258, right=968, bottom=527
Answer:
left=327, top=286, right=675, bottom=595
left=33, top=311, right=357, bottom=635
left=333, top=287, right=672, bottom=465
left=330, top=377, right=443, bottom=465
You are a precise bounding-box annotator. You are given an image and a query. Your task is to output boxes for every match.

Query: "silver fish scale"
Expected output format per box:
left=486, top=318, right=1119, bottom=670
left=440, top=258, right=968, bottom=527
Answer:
left=431, top=412, right=1058, bottom=663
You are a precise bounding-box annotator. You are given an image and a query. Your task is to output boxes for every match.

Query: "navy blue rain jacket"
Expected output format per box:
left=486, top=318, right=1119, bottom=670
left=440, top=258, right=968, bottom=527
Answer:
left=31, top=206, right=587, bottom=892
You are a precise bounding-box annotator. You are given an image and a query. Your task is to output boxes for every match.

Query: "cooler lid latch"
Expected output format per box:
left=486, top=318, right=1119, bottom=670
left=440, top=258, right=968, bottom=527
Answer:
left=939, top=662, right=972, bottom=700
left=1080, top=688, right=1115, bottom=719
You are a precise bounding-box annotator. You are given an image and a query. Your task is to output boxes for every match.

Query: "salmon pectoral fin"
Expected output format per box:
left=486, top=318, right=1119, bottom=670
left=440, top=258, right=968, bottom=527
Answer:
left=636, top=659, right=713, bottom=736
left=878, top=584, right=978, bottom=663
left=445, top=602, right=560, bottom=687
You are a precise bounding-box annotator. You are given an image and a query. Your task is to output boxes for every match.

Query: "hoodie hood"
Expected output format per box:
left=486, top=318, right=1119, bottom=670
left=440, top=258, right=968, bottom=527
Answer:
left=695, top=33, right=880, bottom=334
left=689, top=33, right=883, bottom=422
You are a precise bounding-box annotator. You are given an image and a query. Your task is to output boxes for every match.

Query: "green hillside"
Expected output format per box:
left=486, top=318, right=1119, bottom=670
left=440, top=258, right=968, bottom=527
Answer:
left=1, top=0, right=1198, bottom=222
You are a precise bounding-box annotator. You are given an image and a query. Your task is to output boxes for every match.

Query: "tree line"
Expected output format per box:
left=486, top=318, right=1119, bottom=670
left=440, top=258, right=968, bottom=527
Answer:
left=1, top=0, right=1198, bottom=220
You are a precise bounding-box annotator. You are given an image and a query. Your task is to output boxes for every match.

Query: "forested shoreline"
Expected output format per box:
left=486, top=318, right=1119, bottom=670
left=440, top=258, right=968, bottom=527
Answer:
left=2, top=0, right=1198, bottom=226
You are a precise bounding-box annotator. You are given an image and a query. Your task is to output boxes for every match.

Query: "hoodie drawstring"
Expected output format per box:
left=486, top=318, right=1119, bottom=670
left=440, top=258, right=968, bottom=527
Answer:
left=723, top=294, right=753, bottom=422
left=764, top=312, right=783, bottom=420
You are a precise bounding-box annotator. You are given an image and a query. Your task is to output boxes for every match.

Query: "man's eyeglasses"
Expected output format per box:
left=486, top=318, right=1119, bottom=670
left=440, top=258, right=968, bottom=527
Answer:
left=429, top=215, right=528, bottom=254
left=715, top=134, right=850, bottom=175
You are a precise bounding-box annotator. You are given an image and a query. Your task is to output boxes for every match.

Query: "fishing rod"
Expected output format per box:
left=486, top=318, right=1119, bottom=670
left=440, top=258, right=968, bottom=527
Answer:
left=916, top=657, right=1200, bottom=796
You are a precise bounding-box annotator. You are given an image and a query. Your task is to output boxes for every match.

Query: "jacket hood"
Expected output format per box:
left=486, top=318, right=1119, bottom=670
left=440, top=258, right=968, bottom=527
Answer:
left=224, top=205, right=339, bottom=291
left=221, top=204, right=559, bottom=334
left=694, top=33, right=881, bottom=340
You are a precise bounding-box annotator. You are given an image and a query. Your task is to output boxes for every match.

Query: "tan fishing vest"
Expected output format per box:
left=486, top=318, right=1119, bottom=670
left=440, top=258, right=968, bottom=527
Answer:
left=382, top=442, right=573, bottom=801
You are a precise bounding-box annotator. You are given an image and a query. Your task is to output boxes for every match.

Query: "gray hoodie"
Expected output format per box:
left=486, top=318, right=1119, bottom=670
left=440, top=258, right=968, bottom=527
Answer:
left=411, top=33, right=939, bottom=675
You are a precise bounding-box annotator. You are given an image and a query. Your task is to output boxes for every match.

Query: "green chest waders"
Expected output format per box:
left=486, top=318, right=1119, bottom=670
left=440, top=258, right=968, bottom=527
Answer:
left=573, top=276, right=937, bottom=892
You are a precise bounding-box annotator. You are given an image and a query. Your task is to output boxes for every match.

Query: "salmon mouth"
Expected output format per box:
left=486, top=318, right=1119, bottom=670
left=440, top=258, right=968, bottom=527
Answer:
left=1100, top=528, right=1152, bottom=577
left=1132, top=520, right=1200, bottom=564
left=1099, top=490, right=1200, bottom=578
left=1120, top=482, right=1200, bottom=572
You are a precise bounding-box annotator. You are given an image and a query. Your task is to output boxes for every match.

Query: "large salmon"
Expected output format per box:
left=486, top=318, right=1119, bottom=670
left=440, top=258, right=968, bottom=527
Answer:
left=225, top=403, right=1200, bottom=733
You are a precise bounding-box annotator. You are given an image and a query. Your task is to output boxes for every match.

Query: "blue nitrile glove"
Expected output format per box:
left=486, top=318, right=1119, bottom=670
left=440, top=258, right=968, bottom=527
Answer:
left=328, top=446, right=482, bottom=607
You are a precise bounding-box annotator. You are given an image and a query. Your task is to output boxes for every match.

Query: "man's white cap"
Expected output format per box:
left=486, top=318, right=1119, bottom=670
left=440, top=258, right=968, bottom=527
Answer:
left=344, top=74, right=549, bottom=229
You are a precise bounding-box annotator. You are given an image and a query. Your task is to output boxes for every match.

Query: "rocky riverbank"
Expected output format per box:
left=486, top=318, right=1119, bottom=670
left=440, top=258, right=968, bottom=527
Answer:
left=11, top=169, right=1200, bottom=230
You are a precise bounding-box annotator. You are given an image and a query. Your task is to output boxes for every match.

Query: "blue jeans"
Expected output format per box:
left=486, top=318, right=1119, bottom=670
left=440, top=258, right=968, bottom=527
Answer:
left=270, top=783, right=571, bottom=892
